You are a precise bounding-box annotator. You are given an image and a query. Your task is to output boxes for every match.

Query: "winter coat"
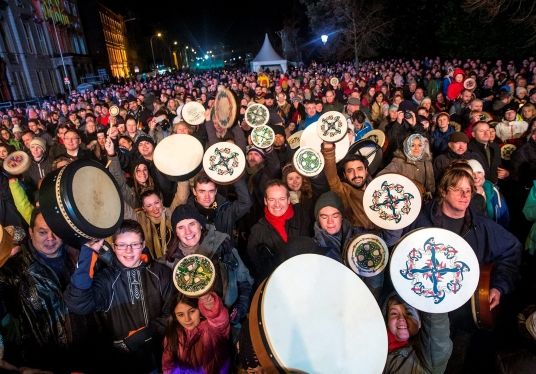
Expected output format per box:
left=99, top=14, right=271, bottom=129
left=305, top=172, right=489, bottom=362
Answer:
left=430, top=126, right=455, bottom=156
left=384, top=313, right=452, bottom=374
left=247, top=204, right=313, bottom=283
left=321, top=145, right=375, bottom=229
left=433, top=148, right=486, bottom=183
left=23, top=153, right=53, bottom=200
left=165, top=224, right=253, bottom=324
left=468, top=140, right=501, bottom=183
left=0, top=243, right=95, bottom=371
left=186, top=177, right=252, bottom=239
left=162, top=292, right=230, bottom=374
left=483, top=180, right=510, bottom=228
left=377, top=150, right=435, bottom=197
left=313, top=219, right=384, bottom=299
left=65, top=247, right=176, bottom=372
left=408, top=200, right=521, bottom=296
left=511, top=138, right=536, bottom=189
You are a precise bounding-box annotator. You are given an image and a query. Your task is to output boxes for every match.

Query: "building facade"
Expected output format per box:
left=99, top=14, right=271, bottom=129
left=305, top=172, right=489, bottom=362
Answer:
left=0, top=0, right=93, bottom=101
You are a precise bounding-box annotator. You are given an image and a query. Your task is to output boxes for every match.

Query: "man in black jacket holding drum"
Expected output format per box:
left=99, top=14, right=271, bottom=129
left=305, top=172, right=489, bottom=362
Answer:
left=407, top=167, right=521, bottom=372
left=0, top=209, right=103, bottom=372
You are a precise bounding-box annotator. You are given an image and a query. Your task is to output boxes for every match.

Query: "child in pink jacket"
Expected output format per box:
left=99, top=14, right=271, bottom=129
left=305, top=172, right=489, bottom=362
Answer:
left=162, top=292, right=231, bottom=374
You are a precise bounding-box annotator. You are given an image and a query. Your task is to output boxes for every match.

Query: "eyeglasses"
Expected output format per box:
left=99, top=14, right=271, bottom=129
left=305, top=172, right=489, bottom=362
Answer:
left=114, top=241, right=144, bottom=251
left=448, top=187, right=472, bottom=196
left=64, top=137, right=80, bottom=141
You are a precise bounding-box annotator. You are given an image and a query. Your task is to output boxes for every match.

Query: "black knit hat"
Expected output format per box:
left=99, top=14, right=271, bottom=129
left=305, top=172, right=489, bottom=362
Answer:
left=135, top=133, right=156, bottom=149
left=171, top=204, right=207, bottom=229
left=314, top=191, right=344, bottom=219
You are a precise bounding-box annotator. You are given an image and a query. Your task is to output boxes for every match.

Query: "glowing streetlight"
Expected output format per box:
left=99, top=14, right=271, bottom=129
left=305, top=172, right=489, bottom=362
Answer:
left=321, top=34, right=328, bottom=45
left=150, top=32, right=162, bottom=72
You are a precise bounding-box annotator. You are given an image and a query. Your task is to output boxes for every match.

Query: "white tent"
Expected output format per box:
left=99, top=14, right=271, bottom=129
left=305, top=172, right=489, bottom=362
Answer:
left=251, top=33, right=287, bottom=73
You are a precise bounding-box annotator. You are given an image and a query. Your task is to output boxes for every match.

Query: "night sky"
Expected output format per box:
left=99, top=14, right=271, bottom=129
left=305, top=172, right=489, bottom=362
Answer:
left=101, top=0, right=534, bottom=61
left=102, top=0, right=296, bottom=54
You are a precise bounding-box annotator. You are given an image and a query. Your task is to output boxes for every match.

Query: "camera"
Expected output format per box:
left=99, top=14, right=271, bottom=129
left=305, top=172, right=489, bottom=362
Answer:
left=404, top=110, right=413, bottom=120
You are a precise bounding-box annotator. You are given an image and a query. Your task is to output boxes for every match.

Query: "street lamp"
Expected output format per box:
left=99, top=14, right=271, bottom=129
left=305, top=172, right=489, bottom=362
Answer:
left=150, top=32, right=162, bottom=73
left=321, top=34, right=328, bottom=45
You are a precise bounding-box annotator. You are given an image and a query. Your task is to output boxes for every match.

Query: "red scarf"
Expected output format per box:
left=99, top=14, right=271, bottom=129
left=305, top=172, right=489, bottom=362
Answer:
left=387, top=330, right=410, bottom=353
left=264, top=204, right=294, bottom=243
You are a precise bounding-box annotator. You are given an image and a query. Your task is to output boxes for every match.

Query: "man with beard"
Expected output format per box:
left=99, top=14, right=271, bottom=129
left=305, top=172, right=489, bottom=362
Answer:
left=321, top=142, right=375, bottom=229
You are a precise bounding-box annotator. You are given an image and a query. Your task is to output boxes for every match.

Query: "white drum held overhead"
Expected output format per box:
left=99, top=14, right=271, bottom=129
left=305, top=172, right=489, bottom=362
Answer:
left=244, top=103, right=270, bottom=128
left=249, top=254, right=387, bottom=373
left=390, top=228, right=480, bottom=313
left=153, top=134, right=204, bottom=181
left=250, top=124, right=275, bottom=149
left=363, top=173, right=422, bottom=230
left=300, top=121, right=350, bottom=162
left=317, top=111, right=348, bottom=143
left=203, top=142, right=246, bottom=185
left=182, top=101, right=206, bottom=126
left=293, top=147, right=324, bottom=178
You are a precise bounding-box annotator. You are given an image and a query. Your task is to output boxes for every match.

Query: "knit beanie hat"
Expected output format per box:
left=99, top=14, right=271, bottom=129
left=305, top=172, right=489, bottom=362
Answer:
left=245, top=145, right=266, bottom=159
left=467, top=159, right=485, bottom=174
left=29, top=137, right=46, bottom=151
left=171, top=204, right=207, bottom=230
left=135, top=133, right=156, bottom=149
left=314, top=191, right=344, bottom=219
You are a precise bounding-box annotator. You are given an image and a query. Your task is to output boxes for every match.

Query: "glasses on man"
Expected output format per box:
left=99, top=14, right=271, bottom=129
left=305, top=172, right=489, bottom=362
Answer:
left=114, top=242, right=144, bottom=251
left=448, top=187, right=472, bottom=196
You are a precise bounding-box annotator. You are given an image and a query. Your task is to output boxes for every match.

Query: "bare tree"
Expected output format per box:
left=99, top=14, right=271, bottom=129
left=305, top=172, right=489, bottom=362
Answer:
left=300, top=0, right=392, bottom=67
left=463, top=0, right=536, bottom=44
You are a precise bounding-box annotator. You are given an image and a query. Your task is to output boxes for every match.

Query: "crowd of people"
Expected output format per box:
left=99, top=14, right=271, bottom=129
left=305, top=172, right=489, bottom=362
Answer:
left=0, top=55, right=536, bottom=373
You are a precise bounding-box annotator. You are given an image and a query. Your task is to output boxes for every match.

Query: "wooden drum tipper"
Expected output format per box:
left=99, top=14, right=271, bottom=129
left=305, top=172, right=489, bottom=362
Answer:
left=39, top=159, right=124, bottom=247
left=249, top=254, right=387, bottom=373
left=390, top=228, right=480, bottom=313
left=471, top=263, right=497, bottom=330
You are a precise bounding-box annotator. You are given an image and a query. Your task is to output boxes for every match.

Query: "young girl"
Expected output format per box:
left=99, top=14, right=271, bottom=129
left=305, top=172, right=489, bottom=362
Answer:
left=162, top=292, right=231, bottom=374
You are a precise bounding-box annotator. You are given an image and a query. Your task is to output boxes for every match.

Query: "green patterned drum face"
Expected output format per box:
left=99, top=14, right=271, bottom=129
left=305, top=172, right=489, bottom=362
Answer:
left=317, top=111, right=348, bottom=143
left=363, top=173, right=422, bottom=230
left=202, top=142, right=246, bottom=185
left=345, top=234, right=388, bottom=277
left=500, top=144, right=516, bottom=161
left=173, top=254, right=216, bottom=297
left=244, top=103, right=270, bottom=128
left=293, top=147, right=324, bottom=178
left=251, top=125, right=275, bottom=149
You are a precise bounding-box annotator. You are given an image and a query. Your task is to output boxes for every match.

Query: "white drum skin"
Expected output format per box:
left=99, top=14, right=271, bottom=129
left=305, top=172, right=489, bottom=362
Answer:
left=390, top=228, right=480, bottom=313
left=251, top=254, right=387, bottom=373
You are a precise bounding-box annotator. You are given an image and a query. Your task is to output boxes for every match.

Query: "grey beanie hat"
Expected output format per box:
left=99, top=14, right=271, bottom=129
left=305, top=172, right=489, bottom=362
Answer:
left=314, top=191, right=344, bottom=219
